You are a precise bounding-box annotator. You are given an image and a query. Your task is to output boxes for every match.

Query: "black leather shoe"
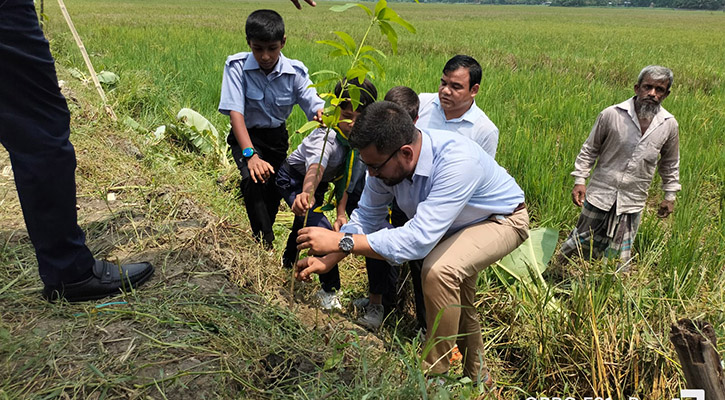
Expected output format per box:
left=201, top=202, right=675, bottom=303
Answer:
left=43, top=259, right=154, bottom=302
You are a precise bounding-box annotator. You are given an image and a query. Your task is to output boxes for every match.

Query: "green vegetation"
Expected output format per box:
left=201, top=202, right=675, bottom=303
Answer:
left=411, top=0, right=724, bottom=10
left=1, top=0, right=723, bottom=398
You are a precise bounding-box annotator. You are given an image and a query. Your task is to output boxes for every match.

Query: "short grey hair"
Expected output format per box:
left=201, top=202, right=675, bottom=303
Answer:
left=637, top=65, right=674, bottom=91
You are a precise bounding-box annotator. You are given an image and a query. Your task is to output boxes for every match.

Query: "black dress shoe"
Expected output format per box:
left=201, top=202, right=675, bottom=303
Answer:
left=43, top=259, right=154, bottom=302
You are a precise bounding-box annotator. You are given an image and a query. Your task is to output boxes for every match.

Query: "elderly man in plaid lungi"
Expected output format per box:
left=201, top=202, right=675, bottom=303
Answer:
left=558, top=65, right=681, bottom=267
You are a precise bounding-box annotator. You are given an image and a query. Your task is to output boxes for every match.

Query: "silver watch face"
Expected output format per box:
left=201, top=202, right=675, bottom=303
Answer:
left=339, top=236, right=354, bottom=253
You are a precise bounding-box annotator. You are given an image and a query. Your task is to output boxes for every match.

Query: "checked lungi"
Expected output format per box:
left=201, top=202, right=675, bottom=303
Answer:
left=559, top=201, right=642, bottom=265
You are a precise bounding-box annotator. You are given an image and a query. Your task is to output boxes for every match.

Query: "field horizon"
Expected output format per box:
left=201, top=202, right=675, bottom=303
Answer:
left=1, top=0, right=723, bottom=398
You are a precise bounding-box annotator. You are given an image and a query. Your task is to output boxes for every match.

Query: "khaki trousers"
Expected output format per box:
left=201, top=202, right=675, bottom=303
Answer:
left=421, top=208, right=529, bottom=380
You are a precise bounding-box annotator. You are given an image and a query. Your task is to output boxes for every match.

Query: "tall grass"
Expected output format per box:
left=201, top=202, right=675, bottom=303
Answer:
left=35, top=0, right=725, bottom=397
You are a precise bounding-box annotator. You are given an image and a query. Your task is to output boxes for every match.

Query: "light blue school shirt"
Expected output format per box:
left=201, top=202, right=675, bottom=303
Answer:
left=341, top=129, right=524, bottom=265
left=218, top=52, right=324, bottom=128
left=416, top=93, right=499, bottom=158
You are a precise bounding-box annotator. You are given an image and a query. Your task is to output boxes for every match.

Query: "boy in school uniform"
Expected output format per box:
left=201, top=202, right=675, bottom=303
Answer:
left=218, top=9, right=324, bottom=249
left=276, top=79, right=383, bottom=311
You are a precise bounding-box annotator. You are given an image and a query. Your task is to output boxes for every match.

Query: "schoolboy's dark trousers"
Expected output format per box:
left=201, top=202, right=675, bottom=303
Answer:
left=230, top=125, right=288, bottom=248
left=390, top=199, right=426, bottom=330
left=0, top=0, right=96, bottom=286
left=276, top=162, right=340, bottom=292
left=346, top=191, right=399, bottom=309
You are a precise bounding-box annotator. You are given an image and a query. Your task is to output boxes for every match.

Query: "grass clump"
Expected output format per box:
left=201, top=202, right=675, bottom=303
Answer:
left=1, top=0, right=723, bottom=398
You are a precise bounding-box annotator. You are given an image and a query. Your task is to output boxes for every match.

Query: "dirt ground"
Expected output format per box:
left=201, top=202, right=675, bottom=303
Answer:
left=0, top=109, right=391, bottom=398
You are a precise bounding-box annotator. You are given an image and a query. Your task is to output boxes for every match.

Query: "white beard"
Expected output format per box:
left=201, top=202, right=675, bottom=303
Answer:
left=636, top=100, right=660, bottom=121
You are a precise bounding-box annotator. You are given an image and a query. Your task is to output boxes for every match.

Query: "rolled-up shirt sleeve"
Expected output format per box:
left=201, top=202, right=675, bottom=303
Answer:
left=658, top=120, right=681, bottom=199
left=572, top=112, right=608, bottom=185
left=218, top=61, right=245, bottom=116
left=366, top=157, right=483, bottom=265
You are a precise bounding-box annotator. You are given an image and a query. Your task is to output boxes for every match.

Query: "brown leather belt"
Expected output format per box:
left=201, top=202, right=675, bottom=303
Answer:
left=513, top=202, right=526, bottom=213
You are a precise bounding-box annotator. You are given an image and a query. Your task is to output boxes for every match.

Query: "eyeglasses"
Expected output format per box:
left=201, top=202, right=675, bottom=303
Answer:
left=363, top=148, right=400, bottom=173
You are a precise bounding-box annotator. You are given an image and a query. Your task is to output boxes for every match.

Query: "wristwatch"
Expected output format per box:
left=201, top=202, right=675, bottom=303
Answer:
left=338, top=233, right=354, bottom=253
left=242, top=147, right=255, bottom=158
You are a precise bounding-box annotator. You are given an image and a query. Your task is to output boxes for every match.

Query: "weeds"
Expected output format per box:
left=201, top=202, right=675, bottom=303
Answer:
left=1, top=0, right=723, bottom=398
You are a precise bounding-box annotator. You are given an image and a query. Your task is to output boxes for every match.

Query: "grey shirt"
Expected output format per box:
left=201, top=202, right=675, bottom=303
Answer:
left=572, top=97, right=680, bottom=215
left=287, top=127, right=346, bottom=183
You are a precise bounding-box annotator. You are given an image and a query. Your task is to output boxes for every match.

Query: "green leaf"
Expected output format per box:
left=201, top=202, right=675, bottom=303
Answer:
left=296, top=120, right=321, bottom=134
left=308, top=82, right=328, bottom=90
left=333, top=31, right=356, bottom=52
left=323, top=350, right=344, bottom=370
left=68, top=67, right=85, bottom=80
left=96, top=70, right=119, bottom=85
left=174, top=108, right=228, bottom=166
left=316, top=40, right=350, bottom=55
left=329, top=49, right=351, bottom=58
left=330, top=3, right=369, bottom=15
left=493, top=227, right=558, bottom=285
left=321, top=105, right=341, bottom=127
left=122, top=116, right=141, bottom=131
left=355, top=59, right=372, bottom=72
left=358, top=45, right=375, bottom=55
left=374, top=0, right=388, bottom=19
left=311, top=70, right=341, bottom=78
left=359, top=45, right=387, bottom=59
left=332, top=105, right=342, bottom=120
left=381, top=8, right=417, bottom=33
left=347, top=85, right=362, bottom=111
left=87, top=363, right=106, bottom=378
left=330, top=3, right=356, bottom=12
left=346, top=67, right=369, bottom=85
left=353, top=60, right=375, bottom=80
left=322, top=113, right=338, bottom=128
left=308, top=76, right=340, bottom=90
left=177, top=108, right=219, bottom=142
left=362, top=54, right=386, bottom=79
left=314, top=204, right=336, bottom=213
left=378, top=21, right=398, bottom=54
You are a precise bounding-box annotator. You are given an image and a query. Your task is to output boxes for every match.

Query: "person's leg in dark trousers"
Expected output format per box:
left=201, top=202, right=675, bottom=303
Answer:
left=276, top=164, right=340, bottom=292
left=366, top=258, right=399, bottom=310
left=230, top=126, right=288, bottom=249
left=345, top=191, right=398, bottom=328
left=0, top=0, right=153, bottom=301
left=391, top=199, right=426, bottom=331
left=0, top=0, right=95, bottom=286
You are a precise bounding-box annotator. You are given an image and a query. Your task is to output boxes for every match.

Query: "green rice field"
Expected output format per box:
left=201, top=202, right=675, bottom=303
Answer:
left=10, top=0, right=725, bottom=397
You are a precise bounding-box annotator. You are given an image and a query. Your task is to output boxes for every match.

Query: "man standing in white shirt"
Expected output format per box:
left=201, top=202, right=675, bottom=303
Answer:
left=407, top=55, right=500, bottom=332
left=558, top=65, right=680, bottom=266
left=417, top=55, right=499, bottom=158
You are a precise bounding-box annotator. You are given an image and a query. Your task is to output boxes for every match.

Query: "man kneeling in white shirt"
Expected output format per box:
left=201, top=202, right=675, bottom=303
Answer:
left=294, top=101, right=529, bottom=385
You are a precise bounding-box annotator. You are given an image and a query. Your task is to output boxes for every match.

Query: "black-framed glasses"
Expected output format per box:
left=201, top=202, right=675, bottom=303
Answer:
left=364, top=148, right=401, bottom=173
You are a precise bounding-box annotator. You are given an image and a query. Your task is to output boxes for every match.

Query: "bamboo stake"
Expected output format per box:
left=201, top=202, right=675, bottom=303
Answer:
left=40, top=0, right=45, bottom=30
left=56, top=0, right=117, bottom=121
